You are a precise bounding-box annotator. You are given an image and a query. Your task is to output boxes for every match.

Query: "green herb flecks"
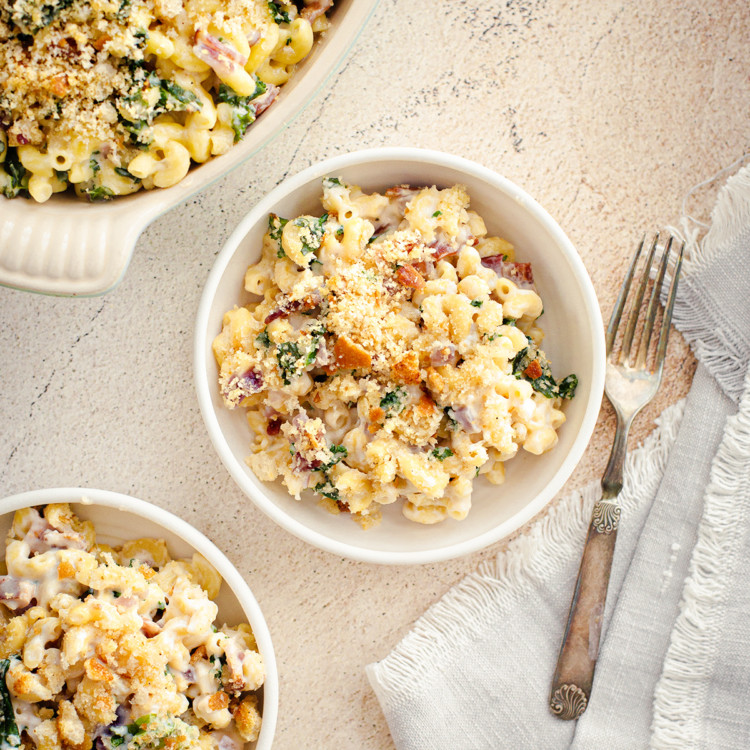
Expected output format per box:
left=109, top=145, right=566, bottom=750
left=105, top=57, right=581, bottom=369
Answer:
left=470, top=299, right=483, bottom=308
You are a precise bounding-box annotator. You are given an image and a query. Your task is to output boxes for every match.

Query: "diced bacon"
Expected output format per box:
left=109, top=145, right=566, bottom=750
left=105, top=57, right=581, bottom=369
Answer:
left=193, top=30, right=247, bottom=78
left=385, top=185, right=421, bottom=202
left=480, top=257, right=535, bottom=289
left=222, top=368, right=263, bottom=406
left=523, top=360, right=543, bottom=379
left=264, top=291, right=321, bottom=324
left=301, top=0, right=333, bottom=23
left=266, top=417, right=282, bottom=436
left=429, top=239, right=457, bottom=261
left=395, top=264, right=425, bottom=290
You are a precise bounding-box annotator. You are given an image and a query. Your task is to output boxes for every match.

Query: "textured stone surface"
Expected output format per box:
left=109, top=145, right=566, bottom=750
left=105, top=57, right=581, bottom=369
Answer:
left=1, top=1, right=748, bottom=747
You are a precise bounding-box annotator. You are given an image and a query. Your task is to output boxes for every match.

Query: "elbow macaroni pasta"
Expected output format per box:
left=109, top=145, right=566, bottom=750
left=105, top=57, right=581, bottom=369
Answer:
left=0, top=504, right=264, bottom=749
left=213, top=180, right=578, bottom=527
left=0, top=0, right=332, bottom=202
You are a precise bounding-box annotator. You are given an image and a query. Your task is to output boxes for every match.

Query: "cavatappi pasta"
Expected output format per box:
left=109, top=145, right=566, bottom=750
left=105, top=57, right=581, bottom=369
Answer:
left=0, top=0, right=332, bottom=202
left=0, top=503, right=265, bottom=749
left=213, top=180, right=578, bottom=527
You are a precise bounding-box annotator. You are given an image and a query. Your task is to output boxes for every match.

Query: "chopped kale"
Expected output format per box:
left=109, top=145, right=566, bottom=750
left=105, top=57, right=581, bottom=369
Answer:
left=217, top=80, right=267, bottom=141
left=432, top=210, right=442, bottom=217
left=0, top=658, right=20, bottom=748
left=321, top=444, right=347, bottom=470
left=314, top=479, right=340, bottom=501
left=0, top=148, right=29, bottom=198
left=116, top=0, right=131, bottom=21
left=268, top=1, right=291, bottom=24
left=512, top=342, right=578, bottom=399
left=9, top=0, right=75, bottom=34
left=256, top=329, right=271, bottom=348
left=442, top=407, right=459, bottom=431
left=85, top=185, right=114, bottom=202
left=471, top=299, right=483, bottom=308
left=380, top=387, right=407, bottom=415
left=114, top=166, right=140, bottom=182
left=159, top=79, right=199, bottom=109
left=323, top=176, right=343, bottom=189
left=276, top=342, right=301, bottom=385
left=268, top=213, right=289, bottom=257
left=432, top=447, right=453, bottom=461
left=117, top=74, right=199, bottom=146
left=293, top=214, right=328, bottom=255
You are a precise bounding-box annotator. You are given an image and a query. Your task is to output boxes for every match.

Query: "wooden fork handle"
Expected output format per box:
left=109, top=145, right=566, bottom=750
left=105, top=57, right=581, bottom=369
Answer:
left=549, top=498, right=621, bottom=720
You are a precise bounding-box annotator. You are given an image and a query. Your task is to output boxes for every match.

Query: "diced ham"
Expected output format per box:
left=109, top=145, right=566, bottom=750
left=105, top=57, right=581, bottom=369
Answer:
left=450, top=405, right=481, bottom=433
left=0, top=576, right=36, bottom=611
left=430, top=345, right=459, bottom=367
left=300, top=0, right=333, bottom=23
left=193, top=30, right=247, bottom=78
left=480, top=256, right=535, bottom=289
left=251, top=84, right=280, bottom=116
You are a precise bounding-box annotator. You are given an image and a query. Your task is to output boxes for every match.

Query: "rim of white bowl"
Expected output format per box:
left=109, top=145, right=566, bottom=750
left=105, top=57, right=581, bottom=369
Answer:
left=195, top=147, right=606, bottom=565
left=0, top=487, right=278, bottom=748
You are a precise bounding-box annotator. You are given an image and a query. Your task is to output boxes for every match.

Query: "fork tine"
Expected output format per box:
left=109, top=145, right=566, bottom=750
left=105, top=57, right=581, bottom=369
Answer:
left=633, top=236, right=672, bottom=370
left=619, top=234, right=659, bottom=365
left=654, top=239, right=685, bottom=370
left=606, top=234, right=647, bottom=354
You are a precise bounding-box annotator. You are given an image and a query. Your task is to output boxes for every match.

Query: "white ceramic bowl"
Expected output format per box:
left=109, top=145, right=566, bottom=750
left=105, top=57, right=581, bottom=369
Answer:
left=0, top=487, right=278, bottom=750
left=195, top=147, right=606, bottom=564
left=0, top=0, right=379, bottom=297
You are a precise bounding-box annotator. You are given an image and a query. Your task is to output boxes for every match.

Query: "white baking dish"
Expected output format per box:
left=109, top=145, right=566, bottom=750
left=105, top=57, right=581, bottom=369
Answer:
left=0, top=0, right=379, bottom=297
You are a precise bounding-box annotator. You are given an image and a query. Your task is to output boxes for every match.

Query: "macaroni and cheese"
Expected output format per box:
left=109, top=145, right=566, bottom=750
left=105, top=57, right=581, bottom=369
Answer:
left=0, top=503, right=265, bottom=749
left=213, top=180, right=578, bottom=527
left=0, top=0, right=332, bottom=202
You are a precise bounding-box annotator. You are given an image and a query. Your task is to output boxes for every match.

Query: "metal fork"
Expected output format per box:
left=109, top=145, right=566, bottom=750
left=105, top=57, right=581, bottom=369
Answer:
left=549, top=233, right=684, bottom=720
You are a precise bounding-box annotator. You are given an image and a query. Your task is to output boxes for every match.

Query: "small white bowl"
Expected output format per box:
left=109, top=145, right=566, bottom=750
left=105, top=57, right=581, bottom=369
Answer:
left=0, top=0, right=379, bottom=297
left=0, top=487, right=278, bottom=750
left=194, top=147, right=606, bottom=564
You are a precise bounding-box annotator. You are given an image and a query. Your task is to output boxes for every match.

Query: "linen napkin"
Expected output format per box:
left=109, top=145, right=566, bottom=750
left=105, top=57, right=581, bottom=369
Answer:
left=367, top=162, right=750, bottom=750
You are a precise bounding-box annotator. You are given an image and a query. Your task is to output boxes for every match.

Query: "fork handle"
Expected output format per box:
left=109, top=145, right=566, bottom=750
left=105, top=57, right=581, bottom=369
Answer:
left=549, top=498, right=621, bottom=720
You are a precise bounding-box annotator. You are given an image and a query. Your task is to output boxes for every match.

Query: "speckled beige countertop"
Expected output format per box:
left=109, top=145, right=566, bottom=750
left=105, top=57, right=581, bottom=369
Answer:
left=1, top=1, right=749, bottom=747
